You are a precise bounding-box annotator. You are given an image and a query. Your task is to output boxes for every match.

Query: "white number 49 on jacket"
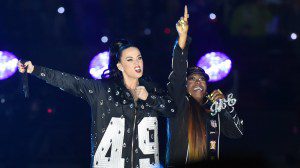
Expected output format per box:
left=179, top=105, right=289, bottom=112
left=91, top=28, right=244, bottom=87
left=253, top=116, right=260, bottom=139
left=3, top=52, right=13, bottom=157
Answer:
left=93, top=117, right=160, bottom=168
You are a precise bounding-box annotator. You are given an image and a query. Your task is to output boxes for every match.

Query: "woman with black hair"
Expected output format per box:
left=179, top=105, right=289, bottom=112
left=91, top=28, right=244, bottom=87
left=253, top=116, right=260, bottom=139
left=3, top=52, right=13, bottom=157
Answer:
left=167, top=6, right=244, bottom=167
left=18, top=39, right=176, bottom=168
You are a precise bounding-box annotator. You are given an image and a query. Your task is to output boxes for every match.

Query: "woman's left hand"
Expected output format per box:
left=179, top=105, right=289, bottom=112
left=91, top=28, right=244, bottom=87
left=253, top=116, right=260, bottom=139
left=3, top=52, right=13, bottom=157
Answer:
left=209, top=89, right=225, bottom=102
left=176, top=5, right=189, bottom=36
left=135, top=86, right=149, bottom=100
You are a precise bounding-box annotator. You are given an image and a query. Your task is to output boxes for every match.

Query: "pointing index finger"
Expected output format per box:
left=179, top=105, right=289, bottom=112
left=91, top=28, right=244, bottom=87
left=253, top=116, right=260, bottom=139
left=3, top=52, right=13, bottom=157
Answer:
left=184, top=5, right=189, bottom=22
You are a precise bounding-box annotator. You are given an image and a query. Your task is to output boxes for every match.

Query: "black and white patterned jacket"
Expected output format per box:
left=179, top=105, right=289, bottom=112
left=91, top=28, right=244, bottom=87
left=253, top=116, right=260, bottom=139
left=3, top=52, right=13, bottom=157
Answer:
left=31, top=66, right=176, bottom=168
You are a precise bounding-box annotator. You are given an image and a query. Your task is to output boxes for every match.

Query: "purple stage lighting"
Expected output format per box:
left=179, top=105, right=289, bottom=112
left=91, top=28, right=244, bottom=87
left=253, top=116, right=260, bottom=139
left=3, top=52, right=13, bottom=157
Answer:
left=197, top=52, right=232, bottom=82
left=0, top=51, right=18, bottom=80
left=89, top=51, right=110, bottom=79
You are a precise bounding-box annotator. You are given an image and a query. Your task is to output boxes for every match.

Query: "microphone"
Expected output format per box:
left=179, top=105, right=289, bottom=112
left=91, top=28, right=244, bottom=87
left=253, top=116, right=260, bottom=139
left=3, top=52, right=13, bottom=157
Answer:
left=20, top=60, right=29, bottom=98
left=203, top=90, right=237, bottom=116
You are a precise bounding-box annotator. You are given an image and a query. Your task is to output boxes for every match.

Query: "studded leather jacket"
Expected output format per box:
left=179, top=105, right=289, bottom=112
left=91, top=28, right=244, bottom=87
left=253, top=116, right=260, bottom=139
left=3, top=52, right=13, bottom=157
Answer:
left=31, top=66, right=176, bottom=168
left=166, top=38, right=244, bottom=167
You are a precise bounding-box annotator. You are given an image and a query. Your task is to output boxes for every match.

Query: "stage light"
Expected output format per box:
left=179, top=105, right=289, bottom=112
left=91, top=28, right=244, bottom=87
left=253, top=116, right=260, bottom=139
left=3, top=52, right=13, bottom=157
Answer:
left=57, top=7, right=65, bottom=14
left=164, top=28, right=171, bottom=35
left=197, top=52, right=232, bottom=82
left=47, top=108, right=53, bottom=114
left=101, top=36, right=108, bottom=43
left=290, top=33, right=297, bottom=40
left=209, top=13, right=216, bottom=20
left=89, top=51, right=110, bottom=79
left=0, top=51, right=18, bottom=80
left=144, top=28, right=151, bottom=35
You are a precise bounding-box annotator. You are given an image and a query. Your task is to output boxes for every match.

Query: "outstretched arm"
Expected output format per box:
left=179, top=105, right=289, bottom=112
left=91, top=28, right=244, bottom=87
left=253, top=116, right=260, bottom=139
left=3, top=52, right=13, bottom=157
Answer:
left=18, top=61, right=101, bottom=104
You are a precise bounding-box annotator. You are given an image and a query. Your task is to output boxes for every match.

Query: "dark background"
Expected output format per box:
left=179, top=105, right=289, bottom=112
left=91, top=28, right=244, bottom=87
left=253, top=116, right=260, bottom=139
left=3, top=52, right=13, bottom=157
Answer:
left=0, top=0, right=299, bottom=167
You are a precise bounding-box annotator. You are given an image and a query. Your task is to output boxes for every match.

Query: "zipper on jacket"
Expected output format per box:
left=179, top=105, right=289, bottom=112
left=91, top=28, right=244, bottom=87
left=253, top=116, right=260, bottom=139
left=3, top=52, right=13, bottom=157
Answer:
left=131, top=105, right=137, bottom=168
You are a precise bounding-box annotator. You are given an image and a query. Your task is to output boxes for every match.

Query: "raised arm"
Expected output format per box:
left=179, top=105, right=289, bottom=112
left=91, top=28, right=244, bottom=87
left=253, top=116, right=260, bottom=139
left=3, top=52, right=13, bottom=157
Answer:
left=167, top=5, right=191, bottom=108
left=177, top=5, right=189, bottom=49
left=18, top=61, right=101, bottom=104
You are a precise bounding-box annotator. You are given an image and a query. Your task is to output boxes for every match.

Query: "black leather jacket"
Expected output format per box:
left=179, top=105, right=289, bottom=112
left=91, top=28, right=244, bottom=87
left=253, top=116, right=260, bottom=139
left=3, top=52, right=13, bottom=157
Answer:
left=167, top=38, right=244, bottom=167
left=32, top=66, right=176, bottom=168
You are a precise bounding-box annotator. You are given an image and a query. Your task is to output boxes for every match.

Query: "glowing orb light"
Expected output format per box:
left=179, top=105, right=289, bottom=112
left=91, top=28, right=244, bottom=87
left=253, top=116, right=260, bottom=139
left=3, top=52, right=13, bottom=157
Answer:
left=57, top=7, right=65, bottom=14
left=101, top=36, right=108, bottom=43
left=197, top=52, right=232, bottom=82
left=89, top=51, right=110, bottom=79
left=0, top=51, right=18, bottom=80
left=291, top=33, right=297, bottom=40
left=209, top=13, right=217, bottom=20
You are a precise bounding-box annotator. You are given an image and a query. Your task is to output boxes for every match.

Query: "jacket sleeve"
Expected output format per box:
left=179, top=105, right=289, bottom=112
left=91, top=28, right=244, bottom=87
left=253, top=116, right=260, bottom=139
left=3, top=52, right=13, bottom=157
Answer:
left=219, top=106, right=244, bottom=138
left=167, top=37, right=192, bottom=111
left=143, top=88, right=176, bottom=118
left=31, top=65, right=102, bottom=104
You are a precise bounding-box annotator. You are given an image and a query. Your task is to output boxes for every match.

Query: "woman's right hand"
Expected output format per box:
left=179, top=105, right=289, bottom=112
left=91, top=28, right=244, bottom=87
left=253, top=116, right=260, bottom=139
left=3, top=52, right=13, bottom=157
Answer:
left=18, top=60, right=34, bottom=74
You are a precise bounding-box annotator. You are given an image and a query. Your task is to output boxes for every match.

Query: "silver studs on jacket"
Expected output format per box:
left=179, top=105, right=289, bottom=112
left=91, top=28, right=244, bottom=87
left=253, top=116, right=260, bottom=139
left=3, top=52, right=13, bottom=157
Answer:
left=130, top=103, right=134, bottom=108
left=151, top=95, right=156, bottom=99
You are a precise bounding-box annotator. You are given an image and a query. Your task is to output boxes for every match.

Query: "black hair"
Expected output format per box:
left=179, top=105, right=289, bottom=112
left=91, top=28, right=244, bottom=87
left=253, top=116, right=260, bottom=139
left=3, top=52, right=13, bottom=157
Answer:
left=101, top=39, right=137, bottom=80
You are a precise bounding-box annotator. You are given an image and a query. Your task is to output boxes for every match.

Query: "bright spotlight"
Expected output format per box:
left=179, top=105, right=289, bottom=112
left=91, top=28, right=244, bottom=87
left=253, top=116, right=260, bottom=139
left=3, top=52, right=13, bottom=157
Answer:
left=197, top=52, right=232, bottom=82
left=209, top=13, right=216, bottom=20
left=291, top=33, right=297, bottom=40
left=101, top=36, right=108, bottom=43
left=0, top=51, right=18, bottom=80
left=89, top=51, right=110, bottom=79
left=57, top=7, right=65, bottom=14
